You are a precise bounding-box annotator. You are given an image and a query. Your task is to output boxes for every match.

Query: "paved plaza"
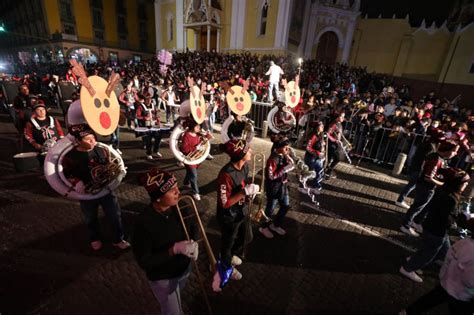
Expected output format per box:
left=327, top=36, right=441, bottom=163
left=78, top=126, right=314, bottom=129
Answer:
left=0, top=111, right=450, bottom=315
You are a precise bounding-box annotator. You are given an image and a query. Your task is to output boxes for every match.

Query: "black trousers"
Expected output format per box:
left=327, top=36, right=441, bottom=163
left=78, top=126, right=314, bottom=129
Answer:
left=406, top=284, right=473, bottom=315
left=217, top=212, right=252, bottom=266
left=326, top=142, right=341, bottom=173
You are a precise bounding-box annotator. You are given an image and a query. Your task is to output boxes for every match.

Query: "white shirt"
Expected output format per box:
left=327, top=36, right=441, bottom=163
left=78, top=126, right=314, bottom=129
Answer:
left=266, top=64, right=284, bottom=83
left=440, top=238, right=474, bottom=302
left=384, top=103, right=397, bottom=117
left=167, top=91, right=176, bottom=106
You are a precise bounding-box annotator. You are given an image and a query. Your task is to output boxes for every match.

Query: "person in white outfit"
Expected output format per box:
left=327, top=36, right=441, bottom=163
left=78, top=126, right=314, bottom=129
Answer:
left=265, top=61, right=284, bottom=103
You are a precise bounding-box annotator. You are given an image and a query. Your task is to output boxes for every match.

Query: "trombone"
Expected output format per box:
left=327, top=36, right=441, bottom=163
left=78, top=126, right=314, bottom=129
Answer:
left=247, top=153, right=270, bottom=224
left=176, top=195, right=216, bottom=315
left=243, top=153, right=269, bottom=259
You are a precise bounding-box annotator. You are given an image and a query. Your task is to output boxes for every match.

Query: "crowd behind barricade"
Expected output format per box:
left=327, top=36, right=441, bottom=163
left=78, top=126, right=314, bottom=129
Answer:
left=2, top=51, right=473, bottom=172
left=0, top=50, right=473, bottom=314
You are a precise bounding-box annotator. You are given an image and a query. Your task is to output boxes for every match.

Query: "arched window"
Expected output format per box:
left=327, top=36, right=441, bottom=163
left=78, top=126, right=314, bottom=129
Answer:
left=259, top=1, right=268, bottom=36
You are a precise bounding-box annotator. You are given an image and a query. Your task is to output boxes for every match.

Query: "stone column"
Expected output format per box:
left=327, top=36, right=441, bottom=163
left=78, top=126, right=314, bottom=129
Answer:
left=207, top=25, right=211, bottom=51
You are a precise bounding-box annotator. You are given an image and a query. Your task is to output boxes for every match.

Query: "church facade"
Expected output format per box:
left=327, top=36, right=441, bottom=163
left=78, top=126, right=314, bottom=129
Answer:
left=154, top=0, right=474, bottom=87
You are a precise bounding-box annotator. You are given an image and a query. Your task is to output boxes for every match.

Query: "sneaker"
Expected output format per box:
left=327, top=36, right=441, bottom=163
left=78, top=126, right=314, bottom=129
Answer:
left=177, top=162, right=185, bottom=167
left=411, top=222, right=423, bottom=234
left=310, top=187, right=322, bottom=194
left=154, top=152, right=163, bottom=158
left=269, top=223, right=286, bottom=236
left=230, top=268, right=242, bottom=280
left=231, top=255, right=242, bottom=266
left=91, top=240, right=102, bottom=251
left=113, top=240, right=131, bottom=250
left=259, top=227, right=274, bottom=239
left=193, top=194, right=201, bottom=201
left=399, top=266, right=423, bottom=283
left=116, top=149, right=122, bottom=155
left=146, top=155, right=154, bottom=160
left=325, top=173, right=336, bottom=179
left=395, top=201, right=410, bottom=209
left=206, top=154, right=214, bottom=160
left=400, top=225, right=420, bottom=237
left=404, top=257, right=424, bottom=275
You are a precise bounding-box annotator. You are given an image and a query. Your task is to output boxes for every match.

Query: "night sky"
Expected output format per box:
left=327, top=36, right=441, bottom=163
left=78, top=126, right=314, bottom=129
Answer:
left=359, top=0, right=459, bottom=27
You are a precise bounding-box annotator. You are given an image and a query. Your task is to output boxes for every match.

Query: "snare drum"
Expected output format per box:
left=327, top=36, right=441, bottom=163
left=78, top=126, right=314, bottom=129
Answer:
left=13, top=152, right=40, bottom=172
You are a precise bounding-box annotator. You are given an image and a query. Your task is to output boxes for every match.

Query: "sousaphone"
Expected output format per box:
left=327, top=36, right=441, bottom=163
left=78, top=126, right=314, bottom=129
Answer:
left=169, top=78, right=211, bottom=165
left=267, top=77, right=298, bottom=134
left=220, top=80, right=254, bottom=143
left=44, top=60, right=126, bottom=200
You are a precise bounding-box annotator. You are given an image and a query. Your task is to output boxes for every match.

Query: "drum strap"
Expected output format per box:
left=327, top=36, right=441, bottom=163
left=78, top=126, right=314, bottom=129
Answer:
left=31, top=116, right=54, bottom=130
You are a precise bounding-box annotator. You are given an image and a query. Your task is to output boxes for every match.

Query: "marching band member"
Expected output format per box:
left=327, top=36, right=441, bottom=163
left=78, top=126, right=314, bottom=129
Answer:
left=62, top=124, right=130, bottom=251
left=400, top=140, right=459, bottom=237
left=118, top=84, right=138, bottom=130
left=24, top=100, right=64, bottom=156
left=132, top=168, right=198, bottom=315
left=136, top=93, right=163, bottom=160
left=13, top=84, right=34, bottom=131
left=325, top=112, right=346, bottom=179
left=162, top=84, right=179, bottom=126
left=300, top=121, right=325, bottom=193
left=259, top=136, right=294, bottom=239
left=180, top=120, right=203, bottom=200
left=213, top=138, right=259, bottom=291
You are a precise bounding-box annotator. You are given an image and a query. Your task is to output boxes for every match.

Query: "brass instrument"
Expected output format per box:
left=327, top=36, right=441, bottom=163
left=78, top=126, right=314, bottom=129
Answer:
left=241, top=117, right=255, bottom=144
left=338, top=133, right=352, bottom=164
left=176, top=195, right=216, bottom=314
left=86, top=154, right=124, bottom=194
left=184, top=132, right=211, bottom=161
left=246, top=153, right=270, bottom=224
left=40, top=138, right=57, bottom=155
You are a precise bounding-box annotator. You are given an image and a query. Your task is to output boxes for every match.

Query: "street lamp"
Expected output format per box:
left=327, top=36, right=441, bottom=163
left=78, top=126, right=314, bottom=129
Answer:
left=297, top=57, right=303, bottom=75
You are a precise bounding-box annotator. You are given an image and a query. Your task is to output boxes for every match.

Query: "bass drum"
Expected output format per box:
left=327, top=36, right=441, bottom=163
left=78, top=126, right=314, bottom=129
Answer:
left=169, top=124, right=210, bottom=165
left=44, top=134, right=126, bottom=200
left=220, top=115, right=254, bottom=144
left=266, top=106, right=296, bottom=134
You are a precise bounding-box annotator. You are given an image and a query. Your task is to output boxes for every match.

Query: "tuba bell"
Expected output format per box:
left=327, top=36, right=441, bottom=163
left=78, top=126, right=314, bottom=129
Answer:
left=220, top=115, right=254, bottom=144
left=267, top=101, right=296, bottom=134
left=267, top=76, right=300, bottom=134
left=44, top=61, right=126, bottom=200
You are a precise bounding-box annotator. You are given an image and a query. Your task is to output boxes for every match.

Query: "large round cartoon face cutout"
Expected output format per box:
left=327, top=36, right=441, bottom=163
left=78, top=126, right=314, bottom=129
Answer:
left=80, top=76, right=119, bottom=136
left=284, top=81, right=300, bottom=108
left=189, top=85, right=206, bottom=124
left=226, top=86, right=251, bottom=116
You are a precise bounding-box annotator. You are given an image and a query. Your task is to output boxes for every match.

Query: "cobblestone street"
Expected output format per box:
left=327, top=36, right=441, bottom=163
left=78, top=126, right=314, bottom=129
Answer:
left=0, top=112, right=449, bottom=315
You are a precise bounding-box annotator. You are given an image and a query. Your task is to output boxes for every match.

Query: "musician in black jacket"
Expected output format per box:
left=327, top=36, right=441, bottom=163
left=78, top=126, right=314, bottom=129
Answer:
left=132, top=168, right=199, bottom=315
left=214, top=138, right=259, bottom=291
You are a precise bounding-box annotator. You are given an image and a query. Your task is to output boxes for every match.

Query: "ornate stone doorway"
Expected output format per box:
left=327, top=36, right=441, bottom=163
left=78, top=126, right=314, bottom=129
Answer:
left=316, top=31, right=338, bottom=64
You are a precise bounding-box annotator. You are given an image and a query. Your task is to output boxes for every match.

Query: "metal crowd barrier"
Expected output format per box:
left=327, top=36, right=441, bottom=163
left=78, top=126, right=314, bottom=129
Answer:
left=248, top=101, right=273, bottom=130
